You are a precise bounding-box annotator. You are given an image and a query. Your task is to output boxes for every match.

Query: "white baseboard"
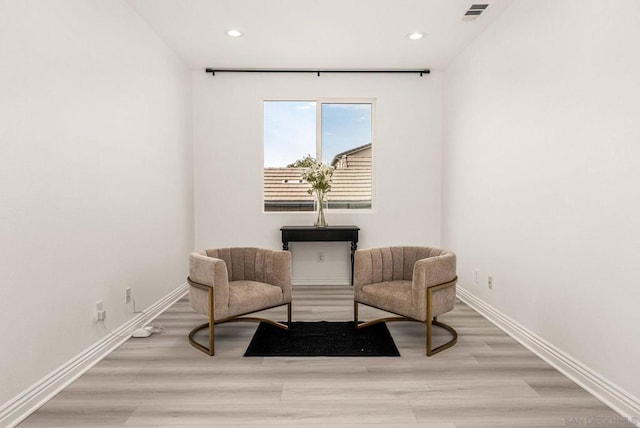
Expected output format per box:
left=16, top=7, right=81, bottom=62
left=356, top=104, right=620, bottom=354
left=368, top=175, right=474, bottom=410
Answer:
left=457, top=287, right=640, bottom=427
left=0, top=282, right=188, bottom=428
left=293, top=276, right=351, bottom=286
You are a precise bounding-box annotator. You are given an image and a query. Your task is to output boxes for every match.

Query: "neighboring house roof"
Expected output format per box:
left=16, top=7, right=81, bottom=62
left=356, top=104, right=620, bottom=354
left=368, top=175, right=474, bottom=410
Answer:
left=264, top=168, right=310, bottom=202
left=265, top=144, right=372, bottom=208
left=264, top=166, right=372, bottom=204
left=330, top=143, right=372, bottom=167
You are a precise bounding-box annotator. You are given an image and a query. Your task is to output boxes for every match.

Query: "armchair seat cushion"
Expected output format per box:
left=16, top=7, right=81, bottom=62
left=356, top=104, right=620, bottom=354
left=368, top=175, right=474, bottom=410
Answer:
left=189, top=280, right=286, bottom=321
left=228, top=280, right=284, bottom=318
left=360, top=280, right=457, bottom=322
left=360, top=280, right=417, bottom=320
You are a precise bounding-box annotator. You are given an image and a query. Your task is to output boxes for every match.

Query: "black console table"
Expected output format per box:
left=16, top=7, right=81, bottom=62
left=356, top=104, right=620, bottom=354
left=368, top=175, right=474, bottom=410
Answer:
left=280, top=226, right=360, bottom=285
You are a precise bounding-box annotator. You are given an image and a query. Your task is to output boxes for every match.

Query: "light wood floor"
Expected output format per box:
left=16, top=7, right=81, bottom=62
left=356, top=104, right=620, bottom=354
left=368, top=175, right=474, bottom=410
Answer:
left=20, top=285, right=633, bottom=427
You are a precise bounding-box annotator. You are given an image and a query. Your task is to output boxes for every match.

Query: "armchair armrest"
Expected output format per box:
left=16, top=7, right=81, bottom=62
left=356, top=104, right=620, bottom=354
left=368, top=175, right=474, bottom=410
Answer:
left=354, top=249, right=374, bottom=294
left=265, top=250, right=292, bottom=303
left=189, top=252, right=230, bottom=317
left=412, top=253, right=457, bottom=318
left=411, top=252, right=457, bottom=291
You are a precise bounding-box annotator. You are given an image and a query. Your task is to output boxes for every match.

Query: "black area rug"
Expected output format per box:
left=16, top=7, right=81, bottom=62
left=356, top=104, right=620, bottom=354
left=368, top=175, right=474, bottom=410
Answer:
left=244, top=321, right=400, bottom=357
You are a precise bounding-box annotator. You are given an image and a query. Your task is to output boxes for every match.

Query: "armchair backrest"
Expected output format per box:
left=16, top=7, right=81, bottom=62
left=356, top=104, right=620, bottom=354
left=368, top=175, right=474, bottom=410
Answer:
left=204, top=247, right=291, bottom=287
left=356, top=246, right=454, bottom=284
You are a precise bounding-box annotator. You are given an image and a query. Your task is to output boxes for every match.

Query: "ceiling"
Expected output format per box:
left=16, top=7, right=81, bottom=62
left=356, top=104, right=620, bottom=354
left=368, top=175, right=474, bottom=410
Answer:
left=125, top=0, right=513, bottom=71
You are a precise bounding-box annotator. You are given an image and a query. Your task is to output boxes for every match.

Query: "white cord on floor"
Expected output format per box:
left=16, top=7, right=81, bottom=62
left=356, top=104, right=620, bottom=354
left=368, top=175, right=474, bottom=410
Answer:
left=97, top=297, right=166, bottom=338
left=99, top=318, right=166, bottom=337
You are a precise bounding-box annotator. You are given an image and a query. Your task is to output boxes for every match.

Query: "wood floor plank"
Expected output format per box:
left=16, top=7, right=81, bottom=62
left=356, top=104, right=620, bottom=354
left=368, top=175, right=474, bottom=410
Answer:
left=126, top=400, right=417, bottom=425
left=411, top=396, right=635, bottom=427
left=18, top=285, right=634, bottom=427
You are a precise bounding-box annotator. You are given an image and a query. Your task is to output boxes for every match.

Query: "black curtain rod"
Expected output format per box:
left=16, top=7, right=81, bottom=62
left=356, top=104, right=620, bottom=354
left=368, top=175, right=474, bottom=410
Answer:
left=205, top=68, right=430, bottom=77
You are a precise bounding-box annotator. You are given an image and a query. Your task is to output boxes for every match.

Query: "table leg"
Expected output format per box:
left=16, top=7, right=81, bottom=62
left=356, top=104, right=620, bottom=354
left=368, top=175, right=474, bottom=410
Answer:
left=350, top=241, right=358, bottom=286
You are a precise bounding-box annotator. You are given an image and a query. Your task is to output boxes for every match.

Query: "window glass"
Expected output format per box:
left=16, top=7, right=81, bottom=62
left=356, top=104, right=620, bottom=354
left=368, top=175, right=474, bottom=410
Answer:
left=264, top=101, right=316, bottom=168
left=264, top=100, right=372, bottom=212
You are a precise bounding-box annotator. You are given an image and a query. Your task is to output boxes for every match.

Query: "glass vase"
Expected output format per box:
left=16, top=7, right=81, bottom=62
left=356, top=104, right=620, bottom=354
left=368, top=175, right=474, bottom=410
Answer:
left=314, top=189, right=328, bottom=227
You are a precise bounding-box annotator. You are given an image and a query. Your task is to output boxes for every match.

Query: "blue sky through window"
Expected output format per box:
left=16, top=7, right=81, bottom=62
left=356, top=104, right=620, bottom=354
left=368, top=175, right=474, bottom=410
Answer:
left=321, top=103, right=372, bottom=164
left=264, top=101, right=372, bottom=167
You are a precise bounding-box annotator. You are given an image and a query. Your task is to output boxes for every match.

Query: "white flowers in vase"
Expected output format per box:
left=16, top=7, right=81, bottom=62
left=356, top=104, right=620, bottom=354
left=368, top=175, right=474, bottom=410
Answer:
left=300, top=156, right=334, bottom=227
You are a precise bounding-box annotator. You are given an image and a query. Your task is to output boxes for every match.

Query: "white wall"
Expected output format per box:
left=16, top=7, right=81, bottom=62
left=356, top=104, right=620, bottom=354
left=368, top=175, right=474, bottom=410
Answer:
left=443, top=0, right=640, bottom=400
left=193, top=72, right=443, bottom=284
left=0, top=1, right=193, bottom=405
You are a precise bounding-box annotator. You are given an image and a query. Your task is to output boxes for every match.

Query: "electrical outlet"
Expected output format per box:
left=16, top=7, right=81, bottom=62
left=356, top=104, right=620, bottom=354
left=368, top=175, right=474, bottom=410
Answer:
left=318, top=252, right=325, bottom=263
left=475, top=269, right=479, bottom=284
left=96, top=300, right=106, bottom=321
left=125, top=287, right=132, bottom=304
left=488, top=275, right=493, bottom=290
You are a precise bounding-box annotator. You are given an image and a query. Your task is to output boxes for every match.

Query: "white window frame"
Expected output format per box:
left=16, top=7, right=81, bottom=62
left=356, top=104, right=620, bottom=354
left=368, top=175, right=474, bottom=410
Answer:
left=262, top=97, right=376, bottom=214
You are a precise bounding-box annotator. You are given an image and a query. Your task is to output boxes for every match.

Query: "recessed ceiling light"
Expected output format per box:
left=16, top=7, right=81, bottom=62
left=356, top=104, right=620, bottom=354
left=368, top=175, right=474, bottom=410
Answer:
left=226, top=29, right=242, bottom=38
left=406, top=32, right=425, bottom=41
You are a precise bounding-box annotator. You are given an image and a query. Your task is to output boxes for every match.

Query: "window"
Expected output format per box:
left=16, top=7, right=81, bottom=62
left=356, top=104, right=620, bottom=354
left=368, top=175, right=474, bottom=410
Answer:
left=264, top=100, right=373, bottom=212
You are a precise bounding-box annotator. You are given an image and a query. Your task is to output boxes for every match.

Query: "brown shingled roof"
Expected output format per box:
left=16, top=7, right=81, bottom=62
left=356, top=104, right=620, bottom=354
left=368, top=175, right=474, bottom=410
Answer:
left=264, top=165, right=372, bottom=210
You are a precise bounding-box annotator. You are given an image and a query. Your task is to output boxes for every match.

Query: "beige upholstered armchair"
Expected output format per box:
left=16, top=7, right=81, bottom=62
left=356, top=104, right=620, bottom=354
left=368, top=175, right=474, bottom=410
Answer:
left=187, top=247, right=292, bottom=356
left=354, top=246, right=457, bottom=356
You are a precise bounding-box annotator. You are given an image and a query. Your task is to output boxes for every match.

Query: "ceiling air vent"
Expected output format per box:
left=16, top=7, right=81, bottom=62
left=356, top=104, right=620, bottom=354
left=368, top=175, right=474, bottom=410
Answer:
left=462, top=4, right=490, bottom=21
